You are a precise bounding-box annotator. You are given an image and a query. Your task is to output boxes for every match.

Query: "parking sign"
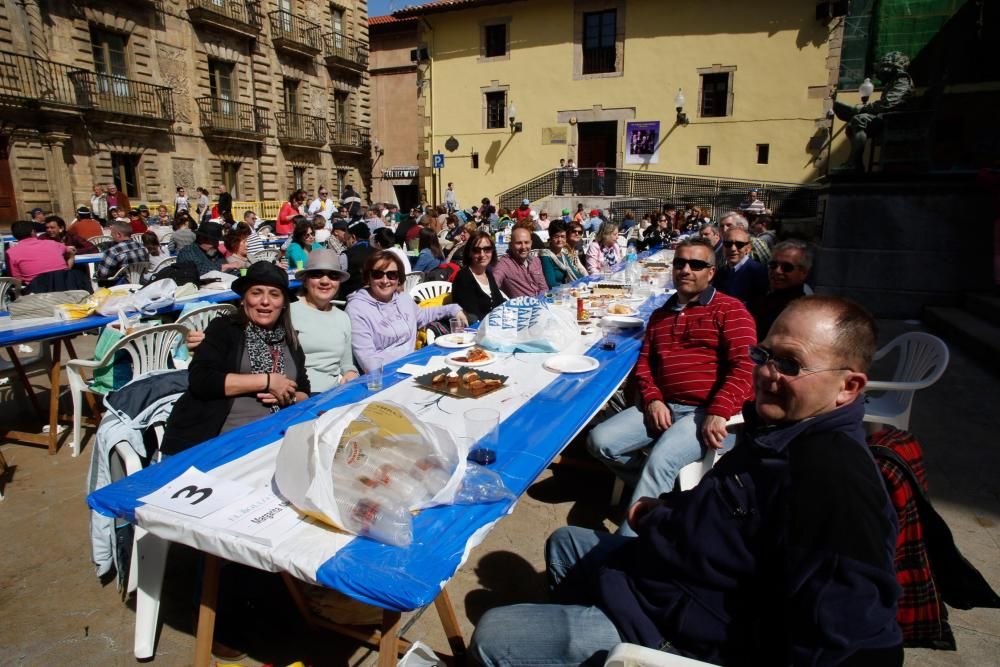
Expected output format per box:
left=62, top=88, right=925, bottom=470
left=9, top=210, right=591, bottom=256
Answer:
left=432, top=153, right=445, bottom=169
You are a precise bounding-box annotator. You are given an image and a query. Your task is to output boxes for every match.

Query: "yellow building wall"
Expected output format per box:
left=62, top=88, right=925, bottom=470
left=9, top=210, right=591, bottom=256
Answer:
left=420, top=0, right=834, bottom=204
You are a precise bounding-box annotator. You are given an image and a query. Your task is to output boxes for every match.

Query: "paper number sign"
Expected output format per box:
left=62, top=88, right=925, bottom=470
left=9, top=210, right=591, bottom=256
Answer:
left=139, top=467, right=254, bottom=519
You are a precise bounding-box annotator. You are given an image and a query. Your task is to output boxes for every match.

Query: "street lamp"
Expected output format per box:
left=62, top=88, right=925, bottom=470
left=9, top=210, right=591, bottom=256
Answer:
left=859, top=77, right=874, bottom=104
left=508, top=101, right=522, bottom=133
left=674, top=88, right=689, bottom=125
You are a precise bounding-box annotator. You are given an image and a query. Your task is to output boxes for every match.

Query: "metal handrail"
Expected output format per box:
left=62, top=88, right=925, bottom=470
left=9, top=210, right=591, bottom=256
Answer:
left=188, top=0, right=261, bottom=27
left=68, top=71, right=174, bottom=121
left=196, top=96, right=269, bottom=136
left=268, top=9, right=322, bottom=51
left=497, top=168, right=821, bottom=219
left=0, top=51, right=87, bottom=107
left=275, top=111, right=326, bottom=144
left=327, top=121, right=370, bottom=149
left=322, top=31, right=369, bottom=69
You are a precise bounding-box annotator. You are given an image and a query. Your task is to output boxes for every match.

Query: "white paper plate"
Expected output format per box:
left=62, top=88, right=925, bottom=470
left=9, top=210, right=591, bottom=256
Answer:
left=601, top=315, right=644, bottom=328
left=543, top=354, right=600, bottom=374
left=445, top=349, right=496, bottom=367
left=435, top=333, right=476, bottom=349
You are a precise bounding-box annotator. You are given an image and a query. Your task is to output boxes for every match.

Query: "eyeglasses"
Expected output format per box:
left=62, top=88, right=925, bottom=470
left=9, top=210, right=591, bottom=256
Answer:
left=472, top=245, right=494, bottom=254
left=671, top=258, right=714, bottom=271
left=723, top=240, right=750, bottom=249
left=748, top=345, right=851, bottom=377
left=371, top=269, right=400, bottom=281
left=319, top=191, right=328, bottom=196
left=768, top=260, right=802, bottom=273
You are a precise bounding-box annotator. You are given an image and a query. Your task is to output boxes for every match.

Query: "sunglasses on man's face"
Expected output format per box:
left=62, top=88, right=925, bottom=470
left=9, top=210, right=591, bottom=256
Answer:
left=723, top=240, right=750, bottom=249
left=672, top=258, right=714, bottom=271
left=768, top=261, right=801, bottom=273
left=371, top=269, right=400, bottom=281
left=749, top=345, right=851, bottom=377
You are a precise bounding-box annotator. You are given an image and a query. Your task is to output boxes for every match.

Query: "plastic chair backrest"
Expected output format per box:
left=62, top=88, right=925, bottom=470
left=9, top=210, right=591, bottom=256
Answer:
left=99, top=324, right=189, bottom=379
left=131, top=233, right=145, bottom=243
left=176, top=303, right=237, bottom=332
left=410, top=280, right=452, bottom=304
left=116, top=261, right=150, bottom=285
left=867, top=332, right=949, bottom=414
left=87, top=235, right=115, bottom=252
left=0, top=277, right=22, bottom=312
left=159, top=231, right=173, bottom=245
left=403, top=271, right=424, bottom=293
left=249, top=249, right=280, bottom=264
left=151, top=256, right=177, bottom=275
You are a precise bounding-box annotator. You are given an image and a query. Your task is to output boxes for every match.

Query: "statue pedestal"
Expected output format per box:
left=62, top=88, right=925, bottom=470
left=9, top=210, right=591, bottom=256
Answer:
left=813, top=173, right=993, bottom=318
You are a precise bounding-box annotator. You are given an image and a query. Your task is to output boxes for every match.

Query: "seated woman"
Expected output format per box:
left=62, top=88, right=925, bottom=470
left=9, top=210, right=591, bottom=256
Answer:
left=585, top=221, right=622, bottom=275
left=285, top=217, right=321, bottom=268
left=451, top=231, right=505, bottom=323
left=412, top=227, right=444, bottom=273
left=161, top=262, right=310, bottom=455
left=291, top=249, right=358, bottom=393
left=346, top=250, right=466, bottom=373
left=142, top=231, right=171, bottom=278
left=539, top=220, right=587, bottom=288
left=372, top=227, right=411, bottom=274
left=222, top=229, right=252, bottom=273
left=444, top=222, right=476, bottom=268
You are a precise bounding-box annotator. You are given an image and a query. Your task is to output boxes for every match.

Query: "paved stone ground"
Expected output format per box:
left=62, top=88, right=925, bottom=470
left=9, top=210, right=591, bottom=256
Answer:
left=0, top=320, right=997, bottom=666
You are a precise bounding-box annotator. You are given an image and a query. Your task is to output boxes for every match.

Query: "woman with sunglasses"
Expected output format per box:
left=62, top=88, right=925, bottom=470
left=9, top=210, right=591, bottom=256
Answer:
left=452, top=231, right=506, bottom=323
left=347, top=250, right=467, bottom=372
left=285, top=217, right=322, bottom=269
left=539, top=220, right=587, bottom=287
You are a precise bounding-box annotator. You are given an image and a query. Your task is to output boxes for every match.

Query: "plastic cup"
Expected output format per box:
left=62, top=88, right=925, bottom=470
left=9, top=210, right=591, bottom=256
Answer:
left=295, top=260, right=304, bottom=270
left=449, top=317, right=463, bottom=335
left=239, top=268, right=248, bottom=276
left=366, top=356, right=384, bottom=391
left=465, top=407, right=499, bottom=464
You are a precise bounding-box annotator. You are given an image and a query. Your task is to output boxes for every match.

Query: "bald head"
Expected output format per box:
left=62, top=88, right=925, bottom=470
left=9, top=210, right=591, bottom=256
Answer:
left=781, top=295, right=877, bottom=372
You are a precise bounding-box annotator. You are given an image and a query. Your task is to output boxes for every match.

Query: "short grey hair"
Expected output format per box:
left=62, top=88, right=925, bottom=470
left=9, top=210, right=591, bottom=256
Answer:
left=773, top=239, right=814, bottom=271
left=719, top=212, right=748, bottom=231
left=110, top=220, right=132, bottom=236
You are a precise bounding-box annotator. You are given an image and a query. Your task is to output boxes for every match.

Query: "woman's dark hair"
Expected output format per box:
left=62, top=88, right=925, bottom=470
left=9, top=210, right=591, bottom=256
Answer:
left=462, top=231, right=497, bottom=267
left=173, top=211, right=189, bottom=230
left=224, top=230, right=245, bottom=254
left=623, top=209, right=635, bottom=221
left=418, top=227, right=443, bottom=259
left=142, top=231, right=162, bottom=256
left=547, top=219, right=568, bottom=240
left=362, top=249, right=406, bottom=288
left=292, top=218, right=314, bottom=247
left=289, top=189, right=307, bottom=204
left=372, top=227, right=396, bottom=250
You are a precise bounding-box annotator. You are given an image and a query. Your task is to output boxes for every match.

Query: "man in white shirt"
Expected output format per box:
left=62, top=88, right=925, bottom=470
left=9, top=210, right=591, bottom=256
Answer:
left=308, top=186, right=336, bottom=227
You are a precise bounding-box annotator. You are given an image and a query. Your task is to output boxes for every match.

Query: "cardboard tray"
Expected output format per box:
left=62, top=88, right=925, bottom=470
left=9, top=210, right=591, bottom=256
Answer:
left=413, top=366, right=509, bottom=399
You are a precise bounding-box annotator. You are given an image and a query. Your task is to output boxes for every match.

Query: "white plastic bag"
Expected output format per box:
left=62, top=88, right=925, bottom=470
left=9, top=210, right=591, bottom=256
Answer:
left=274, top=401, right=465, bottom=547
left=97, top=279, right=177, bottom=316
left=476, top=296, right=578, bottom=353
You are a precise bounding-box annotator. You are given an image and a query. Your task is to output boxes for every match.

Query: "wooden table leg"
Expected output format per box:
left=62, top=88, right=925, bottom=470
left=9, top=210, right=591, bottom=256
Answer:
left=434, top=588, right=467, bottom=660
left=46, top=340, right=62, bottom=455
left=193, top=554, right=221, bottom=667
left=5, top=345, right=44, bottom=418
left=378, top=610, right=402, bottom=667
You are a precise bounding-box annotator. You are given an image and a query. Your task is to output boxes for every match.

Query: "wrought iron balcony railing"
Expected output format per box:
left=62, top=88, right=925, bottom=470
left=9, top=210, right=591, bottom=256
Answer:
left=269, top=10, right=322, bottom=56
left=328, top=121, right=370, bottom=151
left=0, top=51, right=87, bottom=109
left=69, top=71, right=174, bottom=123
left=196, top=96, right=269, bottom=140
left=275, top=111, right=326, bottom=146
left=187, top=0, right=261, bottom=33
left=322, top=31, right=368, bottom=72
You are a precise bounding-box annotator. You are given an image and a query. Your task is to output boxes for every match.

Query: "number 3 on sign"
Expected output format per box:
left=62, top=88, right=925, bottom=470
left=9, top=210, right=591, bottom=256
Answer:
left=139, top=466, right=254, bottom=519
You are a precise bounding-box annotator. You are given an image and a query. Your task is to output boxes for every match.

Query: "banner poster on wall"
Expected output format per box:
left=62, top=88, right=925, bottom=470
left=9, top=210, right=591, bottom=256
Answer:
left=624, top=121, right=661, bottom=165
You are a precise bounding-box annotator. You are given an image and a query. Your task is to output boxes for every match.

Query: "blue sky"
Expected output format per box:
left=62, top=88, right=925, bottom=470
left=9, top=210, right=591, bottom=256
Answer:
left=369, top=0, right=432, bottom=18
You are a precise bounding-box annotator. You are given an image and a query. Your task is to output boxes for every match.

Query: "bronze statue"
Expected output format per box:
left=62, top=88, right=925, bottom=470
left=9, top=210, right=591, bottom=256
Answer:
left=833, top=51, right=914, bottom=172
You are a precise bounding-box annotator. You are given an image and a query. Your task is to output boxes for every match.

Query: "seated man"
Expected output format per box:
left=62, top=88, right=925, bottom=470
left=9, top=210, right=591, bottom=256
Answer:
left=177, top=221, right=240, bottom=275
left=587, top=237, right=755, bottom=536
left=6, top=219, right=73, bottom=286
left=472, top=295, right=903, bottom=667
left=699, top=221, right=723, bottom=267
left=749, top=239, right=812, bottom=341
left=95, top=219, right=149, bottom=286
left=490, top=227, right=548, bottom=298
left=713, top=226, right=768, bottom=305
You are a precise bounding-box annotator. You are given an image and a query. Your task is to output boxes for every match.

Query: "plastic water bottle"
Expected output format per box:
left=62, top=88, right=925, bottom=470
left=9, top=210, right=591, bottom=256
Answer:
left=625, top=242, right=639, bottom=283
left=335, top=492, right=413, bottom=547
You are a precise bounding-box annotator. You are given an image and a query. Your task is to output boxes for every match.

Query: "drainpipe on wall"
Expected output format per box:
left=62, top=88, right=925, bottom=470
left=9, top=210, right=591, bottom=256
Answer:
left=420, top=17, right=434, bottom=204
left=247, top=37, right=265, bottom=200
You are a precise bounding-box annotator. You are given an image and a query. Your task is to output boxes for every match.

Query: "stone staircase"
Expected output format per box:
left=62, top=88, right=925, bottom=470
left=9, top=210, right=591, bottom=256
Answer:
left=924, top=292, right=1000, bottom=375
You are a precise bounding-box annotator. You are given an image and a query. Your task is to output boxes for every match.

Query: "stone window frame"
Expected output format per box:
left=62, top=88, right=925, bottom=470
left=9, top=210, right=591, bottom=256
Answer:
left=480, top=80, right=510, bottom=131
left=478, top=17, right=512, bottom=63
left=573, top=0, right=625, bottom=81
left=696, top=65, right=737, bottom=118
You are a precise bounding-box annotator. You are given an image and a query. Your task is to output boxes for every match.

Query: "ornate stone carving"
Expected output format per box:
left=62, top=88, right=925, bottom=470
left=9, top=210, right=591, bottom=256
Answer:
left=157, top=44, right=192, bottom=123
left=172, top=157, right=195, bottom=190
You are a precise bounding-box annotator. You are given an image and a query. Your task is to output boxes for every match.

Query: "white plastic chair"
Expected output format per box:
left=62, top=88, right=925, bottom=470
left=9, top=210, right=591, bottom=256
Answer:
left=158, top=231, right=173, bottom=246
left=410, top=280, right=452, bottom=304
left=65, top=324, right=188, bottom=457
left=108, top=261, right=150, bottom=286
left=249, top=249, right=280, bottom=264
left=0, top=277, right=22, bottom=311
left=131, top=233, right=146, bottom=243
left=403, top=271, right=424, bottom=294
left=87, top=234, right=114, bottom=250
left=605, top=643, right=715, bottom=666
left=862, top=331, right=949, bottom=431
left=150, top=256, right=176, bottom=276
left=175, top=303, right=236, bottom=332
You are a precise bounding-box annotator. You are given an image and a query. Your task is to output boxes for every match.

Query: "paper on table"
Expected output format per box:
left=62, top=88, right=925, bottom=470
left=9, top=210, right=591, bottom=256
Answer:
left=397, top=355, right=449, bottom=376
left=201, top=487, right=304, bottom=546
left=138, top=466, right=254, bottom=518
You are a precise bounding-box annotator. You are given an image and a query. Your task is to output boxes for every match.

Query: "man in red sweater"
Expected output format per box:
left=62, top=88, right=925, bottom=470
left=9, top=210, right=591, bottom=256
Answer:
left=588, top=236, right=756, bottom=536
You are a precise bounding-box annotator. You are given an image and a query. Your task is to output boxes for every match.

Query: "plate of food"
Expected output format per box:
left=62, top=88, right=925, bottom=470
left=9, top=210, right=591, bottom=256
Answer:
left=601, top=315, right=644, bottom=328
left=606, top=303, right=637, bottom=316
left=435, top=332, right=477, bottom=349
left=414, top=367, right=508, bottom=398
left=445, top=346, right=495, bottom=367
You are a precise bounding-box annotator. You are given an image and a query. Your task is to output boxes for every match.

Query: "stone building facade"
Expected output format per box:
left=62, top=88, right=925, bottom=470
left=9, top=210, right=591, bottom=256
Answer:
left=0, top=0, right=372, bottom=224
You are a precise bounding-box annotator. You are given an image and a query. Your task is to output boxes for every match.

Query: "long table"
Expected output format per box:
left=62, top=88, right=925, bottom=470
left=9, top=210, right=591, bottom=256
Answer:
left=87, top=256, right=672, bottom=665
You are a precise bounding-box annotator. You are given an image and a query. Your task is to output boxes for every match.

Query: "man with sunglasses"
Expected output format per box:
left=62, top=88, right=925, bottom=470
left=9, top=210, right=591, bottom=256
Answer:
left=749, top=239, right=812, bottom=340
left=587, top=237, right=755, bottom=535
left=471, top=296, right=902, bottom=667
left=713, top=227, right=768, bottom=305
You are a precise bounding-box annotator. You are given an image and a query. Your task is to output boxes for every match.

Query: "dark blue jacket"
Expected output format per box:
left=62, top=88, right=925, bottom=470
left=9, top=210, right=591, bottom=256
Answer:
left=714, top=257, right=769, bottom=305
left=597, top=398, right=902, bottom=665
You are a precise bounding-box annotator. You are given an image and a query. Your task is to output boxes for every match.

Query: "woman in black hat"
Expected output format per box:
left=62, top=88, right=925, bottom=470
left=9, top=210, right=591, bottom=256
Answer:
left=161, top=262, right=311, bottom=455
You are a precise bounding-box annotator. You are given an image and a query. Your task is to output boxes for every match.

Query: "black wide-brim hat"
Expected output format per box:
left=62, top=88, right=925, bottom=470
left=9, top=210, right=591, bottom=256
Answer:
left=232, top=261, right=297, bottom=303
left=196, top=220, right=225, bottom=243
